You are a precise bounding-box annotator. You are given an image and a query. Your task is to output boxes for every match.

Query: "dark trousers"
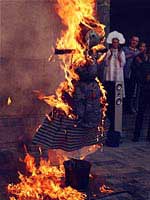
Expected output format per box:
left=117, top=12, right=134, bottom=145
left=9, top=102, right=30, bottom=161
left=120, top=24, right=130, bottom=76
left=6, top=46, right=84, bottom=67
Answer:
left=124, top=76, right=137, bottom=112
left=134, top=89, right=150, bottom=139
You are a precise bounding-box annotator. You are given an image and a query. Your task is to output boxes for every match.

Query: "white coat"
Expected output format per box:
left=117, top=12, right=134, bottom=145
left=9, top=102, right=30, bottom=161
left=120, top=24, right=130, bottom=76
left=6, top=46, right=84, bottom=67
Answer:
left=105, top=48, right=126, bottom=97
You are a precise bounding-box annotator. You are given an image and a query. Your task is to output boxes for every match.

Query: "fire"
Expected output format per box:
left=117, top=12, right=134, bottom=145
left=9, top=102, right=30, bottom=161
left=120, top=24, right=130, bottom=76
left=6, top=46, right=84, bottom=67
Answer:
left=7, top=97, right=12, bottom=106
left=100, top=184, right=114, bottom=194
left=37, top=0, right=106, bottom=118
left=8, top=153, right=86, bottom=200
left=96, top=77, right=108, bottom=136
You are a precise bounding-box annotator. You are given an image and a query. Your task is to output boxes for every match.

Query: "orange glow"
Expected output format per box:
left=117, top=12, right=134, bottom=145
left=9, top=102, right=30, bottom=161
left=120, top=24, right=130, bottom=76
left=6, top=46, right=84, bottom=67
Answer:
left=100, top=184, right=114, bottom=194
left=8, top=153, right=86, bottom=200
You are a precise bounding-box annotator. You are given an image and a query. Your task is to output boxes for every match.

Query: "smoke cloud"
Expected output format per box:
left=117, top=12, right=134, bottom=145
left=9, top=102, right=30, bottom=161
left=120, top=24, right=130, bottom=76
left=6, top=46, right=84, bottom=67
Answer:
left=0, top=0, right=64, bottom=144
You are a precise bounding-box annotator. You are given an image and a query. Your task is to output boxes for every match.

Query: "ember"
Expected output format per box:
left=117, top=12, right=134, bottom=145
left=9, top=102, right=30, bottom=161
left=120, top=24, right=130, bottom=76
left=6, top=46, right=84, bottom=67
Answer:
left=100, top=184, right=114, bottom=194
left=7, top=97, right=12, bottom=106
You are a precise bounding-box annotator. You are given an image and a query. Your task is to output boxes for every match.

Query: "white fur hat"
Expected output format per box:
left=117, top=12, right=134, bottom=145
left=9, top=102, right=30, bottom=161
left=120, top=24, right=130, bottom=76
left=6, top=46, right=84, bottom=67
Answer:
left=106, top=31, right=125, bottom=44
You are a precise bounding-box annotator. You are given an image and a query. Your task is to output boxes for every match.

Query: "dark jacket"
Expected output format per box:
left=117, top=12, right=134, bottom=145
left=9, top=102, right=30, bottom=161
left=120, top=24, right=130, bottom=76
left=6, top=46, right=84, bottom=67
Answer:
left=135, top=54, right=150, bottom=92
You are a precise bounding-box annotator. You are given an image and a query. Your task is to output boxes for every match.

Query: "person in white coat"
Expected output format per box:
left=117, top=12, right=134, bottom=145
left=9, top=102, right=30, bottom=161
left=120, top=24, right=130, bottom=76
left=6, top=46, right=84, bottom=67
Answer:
left=105, top=37, right=126, bottom=97
left=104, top=31, right=126, bottom=132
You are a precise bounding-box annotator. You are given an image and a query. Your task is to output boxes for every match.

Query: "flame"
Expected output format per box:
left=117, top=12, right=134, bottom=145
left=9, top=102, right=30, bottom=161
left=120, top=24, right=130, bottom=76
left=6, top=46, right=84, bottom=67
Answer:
left=8, top=153, right=86, bottom=200
left=37, top=0, right=106, bottom=118
left=100, top=184, right=114, bottom=194
left=7, top=97, right=12, bottom=106
left=95, top=77, right=108, bottom=136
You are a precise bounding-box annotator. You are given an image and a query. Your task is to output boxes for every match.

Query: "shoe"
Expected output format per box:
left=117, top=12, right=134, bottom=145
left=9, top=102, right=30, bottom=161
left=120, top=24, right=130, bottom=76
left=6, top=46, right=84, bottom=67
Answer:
left=132, top=137, right=139, bottom=142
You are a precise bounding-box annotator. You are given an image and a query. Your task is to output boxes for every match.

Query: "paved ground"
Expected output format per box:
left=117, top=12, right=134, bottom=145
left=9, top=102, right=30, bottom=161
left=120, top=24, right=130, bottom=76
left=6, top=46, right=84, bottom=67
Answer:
left=0, top=111, right=150, bottom=200
left=0, top=138, right=150, bottom=200
left=87, top=139, right=150, bottom=200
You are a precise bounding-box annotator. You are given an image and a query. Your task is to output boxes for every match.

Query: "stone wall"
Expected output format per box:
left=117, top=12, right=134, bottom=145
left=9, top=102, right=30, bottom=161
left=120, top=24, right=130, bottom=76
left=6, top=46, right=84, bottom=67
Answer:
left=0, top=0, right=64, bottom=150
left=96, top=0, right=110, bottom=36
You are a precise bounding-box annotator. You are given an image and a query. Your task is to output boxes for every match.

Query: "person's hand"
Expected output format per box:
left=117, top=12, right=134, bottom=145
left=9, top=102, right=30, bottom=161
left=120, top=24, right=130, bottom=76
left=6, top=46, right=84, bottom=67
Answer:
left=126, top=53, right=134, bottom=58
left=118, top=52, right=122, bottom=65
left=108, top=48, right=113, bottom=60
left=136, top=56, right=142, bottom=63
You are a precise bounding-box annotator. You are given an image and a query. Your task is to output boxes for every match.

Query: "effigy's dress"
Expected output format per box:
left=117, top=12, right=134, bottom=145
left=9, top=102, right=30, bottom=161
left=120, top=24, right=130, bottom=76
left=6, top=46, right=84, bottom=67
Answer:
left=33, top=63, right=103, bottom=151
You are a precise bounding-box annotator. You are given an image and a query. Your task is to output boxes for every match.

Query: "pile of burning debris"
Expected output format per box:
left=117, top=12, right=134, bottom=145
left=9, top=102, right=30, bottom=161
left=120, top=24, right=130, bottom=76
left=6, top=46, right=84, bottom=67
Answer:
left=7, top=150, right=114, bottom=200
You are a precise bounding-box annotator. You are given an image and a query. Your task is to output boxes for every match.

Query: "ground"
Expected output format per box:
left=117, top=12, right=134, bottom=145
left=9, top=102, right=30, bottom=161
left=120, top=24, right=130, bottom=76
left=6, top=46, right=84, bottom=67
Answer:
left=0, top=112, right=150, bottom=200
left=87, top=139, right=150, bottom=200
left=0, top=138, right=150, bottom=200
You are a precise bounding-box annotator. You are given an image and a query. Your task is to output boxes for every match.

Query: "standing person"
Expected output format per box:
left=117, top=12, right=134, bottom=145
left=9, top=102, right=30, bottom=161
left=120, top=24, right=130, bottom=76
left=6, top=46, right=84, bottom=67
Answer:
left=130, top=42, right=147, bottom=112
left=132, top=47, right=150, bottom=142
left=123, top=36, right=140, bottom=113
left=104, top=31, right=126, bottom=131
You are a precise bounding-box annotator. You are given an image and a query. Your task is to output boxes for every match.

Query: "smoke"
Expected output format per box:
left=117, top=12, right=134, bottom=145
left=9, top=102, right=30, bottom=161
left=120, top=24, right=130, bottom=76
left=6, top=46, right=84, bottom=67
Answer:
left=0, top=0, right=64, bottom=115
left=0, top=0, right=64, bottom=142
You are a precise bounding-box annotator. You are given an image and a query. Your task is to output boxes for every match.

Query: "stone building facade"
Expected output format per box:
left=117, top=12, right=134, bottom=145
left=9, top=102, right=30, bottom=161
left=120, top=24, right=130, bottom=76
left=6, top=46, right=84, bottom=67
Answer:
left=97, top=0, right=110, bottom=36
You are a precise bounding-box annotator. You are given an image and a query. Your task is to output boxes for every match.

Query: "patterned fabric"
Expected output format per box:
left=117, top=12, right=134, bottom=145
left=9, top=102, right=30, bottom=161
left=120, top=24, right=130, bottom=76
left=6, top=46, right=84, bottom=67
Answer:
left=33, top=63, right=103, bottom=151
left=32, top=112, right=102, bottom=152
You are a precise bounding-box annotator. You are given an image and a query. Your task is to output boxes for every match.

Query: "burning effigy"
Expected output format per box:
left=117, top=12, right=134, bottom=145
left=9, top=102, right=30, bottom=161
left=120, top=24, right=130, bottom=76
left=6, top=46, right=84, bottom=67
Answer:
left=32, top=0, right=107, bottom=152
left=8, top=0, right=108, bottom=199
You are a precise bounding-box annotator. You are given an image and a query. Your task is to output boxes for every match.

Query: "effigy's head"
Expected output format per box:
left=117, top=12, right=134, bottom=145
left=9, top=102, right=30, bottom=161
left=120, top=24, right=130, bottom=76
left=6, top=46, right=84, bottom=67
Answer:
left=85, top=30, right=101, bottom=48
left=76, top=17, right=105, bottom=50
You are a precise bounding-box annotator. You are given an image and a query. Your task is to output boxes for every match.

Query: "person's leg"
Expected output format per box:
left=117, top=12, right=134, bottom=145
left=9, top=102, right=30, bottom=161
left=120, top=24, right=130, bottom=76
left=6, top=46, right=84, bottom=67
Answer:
left=133, top=91, right=146, bottom=141
left=146, top=93, right=150, bottom=141
left=124, top=78, right=132, bottom=113
left=147, top=116, right=150, bottom=141
left=135, top=84, right=140, bottom=112
left=131, top=84, right=138, bottom=113
left=130, top=73, right=137, bottom=113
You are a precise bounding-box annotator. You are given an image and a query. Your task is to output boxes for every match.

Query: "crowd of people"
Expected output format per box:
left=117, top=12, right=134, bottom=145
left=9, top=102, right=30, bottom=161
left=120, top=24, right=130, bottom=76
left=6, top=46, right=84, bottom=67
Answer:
left=101, top=31, right=150, bottom=142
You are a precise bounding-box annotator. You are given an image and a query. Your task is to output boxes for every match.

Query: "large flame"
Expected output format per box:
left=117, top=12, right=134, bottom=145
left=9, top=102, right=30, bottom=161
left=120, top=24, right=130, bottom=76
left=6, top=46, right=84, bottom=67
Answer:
left=8, top=153, right=86, bottom=200
left=55, top=0, right=104, bottom=65
left=95, top=77, right=108, bottom=135
left=38, top=0, right=106, bottom=119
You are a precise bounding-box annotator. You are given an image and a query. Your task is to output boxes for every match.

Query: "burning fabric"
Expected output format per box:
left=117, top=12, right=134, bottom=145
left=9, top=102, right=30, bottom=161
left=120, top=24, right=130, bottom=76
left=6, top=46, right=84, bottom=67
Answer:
left=33, top=0, right=107, bottom=151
